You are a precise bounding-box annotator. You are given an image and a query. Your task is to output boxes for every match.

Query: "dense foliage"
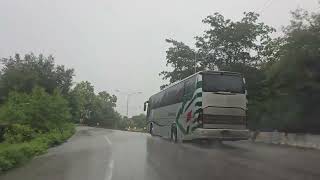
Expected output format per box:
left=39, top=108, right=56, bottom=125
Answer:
left=69, top=81, right=121, bottom=127
left=114, top=114, right=146, bottom=132
left=258, top=9, right=320, bottom=133
left=130, top=114, right=147, bottom=131
left=0, top=54, right=124, bottom=172
left=0, top=87, right=71, bottom=132
left=0, top=54, right=122, bottom=130
left=160, top=8, right=320, bottom=133
left=3, top=124, right=36, bottom=144
left=0, top=123, right=75, bottom=172
left=0, top=54, right=74, bottom=102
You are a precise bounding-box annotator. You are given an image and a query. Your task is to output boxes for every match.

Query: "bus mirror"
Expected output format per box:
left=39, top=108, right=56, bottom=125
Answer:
left=144, top=101, right=148, bottom=111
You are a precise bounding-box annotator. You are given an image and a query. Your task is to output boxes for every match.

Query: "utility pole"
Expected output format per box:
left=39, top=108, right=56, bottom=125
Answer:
left=194, top=51, right=197, bottom=73
left=115, top=90, right=142, bottom=117
left=126, top=94, right=129, bottom=117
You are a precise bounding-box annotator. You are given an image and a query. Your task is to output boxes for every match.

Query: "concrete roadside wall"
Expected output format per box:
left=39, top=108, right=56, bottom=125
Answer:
left=253, top=131, right=320, bottom=150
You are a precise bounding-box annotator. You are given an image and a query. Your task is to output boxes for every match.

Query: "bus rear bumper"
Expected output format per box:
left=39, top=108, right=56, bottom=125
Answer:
left=186, top=128, right=250, bottom=141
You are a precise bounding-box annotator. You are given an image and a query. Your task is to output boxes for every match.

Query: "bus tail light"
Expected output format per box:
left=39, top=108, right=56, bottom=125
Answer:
left=196, top=110, right=203, bottom=125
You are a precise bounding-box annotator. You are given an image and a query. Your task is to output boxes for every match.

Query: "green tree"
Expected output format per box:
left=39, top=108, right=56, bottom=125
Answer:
left=90, top=91, right=119, bottom=128
left=69, top=81, right=120, bottom=128
left=159, top=39, right=201, bottom=89
left=130, top=114, right=146, bottom=129
left=116, top=116, right=130, bottom=130
left=159, top=12, right=276, bottom=129
left=69, top=81, right=95, bottom=123
left=261, top=8, right=320, bottom=132
left=160, top=12, right=275, bottom=87
left=196, top=12, right=275, bottom=68
left=0, top=53, right=74, bottom=102
left=0, top=87, right=71, bottom=132
left=98, top=91, right=117, bottom=108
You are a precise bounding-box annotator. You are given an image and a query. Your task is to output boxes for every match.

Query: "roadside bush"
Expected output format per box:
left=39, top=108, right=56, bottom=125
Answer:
left=0, top=123, right=75, bottom=173
left=4, top=124, right=36, bottom=143
left=43, top=123, right=75, bottom=146
left=0, top=125, right=6, bottom=142
left=0, top=142, right=46, bottom=172
left=0, top=87, right=72, bottom=132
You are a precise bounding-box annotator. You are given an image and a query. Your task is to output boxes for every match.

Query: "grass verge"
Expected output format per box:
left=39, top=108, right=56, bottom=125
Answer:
left=0, top=123, right=75, bottom=173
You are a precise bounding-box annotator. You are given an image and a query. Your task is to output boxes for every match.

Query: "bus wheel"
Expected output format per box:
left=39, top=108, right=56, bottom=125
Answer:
left=171, top=126, right=178, bottom=143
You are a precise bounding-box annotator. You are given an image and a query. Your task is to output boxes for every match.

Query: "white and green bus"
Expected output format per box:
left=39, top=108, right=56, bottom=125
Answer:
left=144, top=71, right=250, bottom=142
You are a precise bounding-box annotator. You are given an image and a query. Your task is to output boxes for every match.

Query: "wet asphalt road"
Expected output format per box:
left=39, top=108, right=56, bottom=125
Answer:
left=1, top=126, right=320, bottom=180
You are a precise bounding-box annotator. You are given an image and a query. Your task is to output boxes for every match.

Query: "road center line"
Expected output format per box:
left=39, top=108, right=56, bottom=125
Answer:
left=104, top=135, right=112, bottom=145
left=104, top=159, right=114, bottom=180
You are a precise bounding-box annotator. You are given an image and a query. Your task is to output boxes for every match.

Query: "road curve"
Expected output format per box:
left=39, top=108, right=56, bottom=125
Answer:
left=1, top=126, right=320, bottom=180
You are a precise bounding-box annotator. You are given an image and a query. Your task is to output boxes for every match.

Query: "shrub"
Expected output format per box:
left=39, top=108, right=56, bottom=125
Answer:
left=0, top=123, right=75, bottom=173
left=0, top=142, right=45, bottom=172
left=0, top=87, right=72, bottom=132
left=4, top=124, right=36, bottom=144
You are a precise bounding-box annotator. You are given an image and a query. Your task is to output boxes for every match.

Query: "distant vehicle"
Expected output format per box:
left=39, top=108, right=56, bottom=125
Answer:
left=144, top=71, right=249, bottom=142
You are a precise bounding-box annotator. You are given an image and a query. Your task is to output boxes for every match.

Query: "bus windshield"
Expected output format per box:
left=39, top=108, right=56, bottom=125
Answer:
left=202, top=74, right=245, bottom=93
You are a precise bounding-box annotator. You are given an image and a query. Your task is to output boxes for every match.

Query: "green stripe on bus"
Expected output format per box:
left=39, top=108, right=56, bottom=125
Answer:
left=175, top=80, right=203, bottom=135
left=195, top=102, right=202, bottom=107
left=184, top=92, right=202, bottom=112
left=176, top=121, right=187, bottom=134
left=175, top=100, right=187, bottom=134
left=193, top=108, right=202, bottom=116
left=196, top=81, right=202, bottom=88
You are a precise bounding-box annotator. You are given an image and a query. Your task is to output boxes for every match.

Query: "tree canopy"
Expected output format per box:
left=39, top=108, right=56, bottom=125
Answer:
left=259, top=8, right=320, bottom=132
left=160, top=8, right=320, bottom=133
left=0, top=54, right=74, bottom=102
left=0, top=87, right=71, bottom=132
left=160, top=12, right=275, bottom=87
left=0, top=53, right=123, bottom=130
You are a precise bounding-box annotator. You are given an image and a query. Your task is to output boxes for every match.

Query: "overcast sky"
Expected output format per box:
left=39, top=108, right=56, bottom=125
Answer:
left=0, top=0, right=318, bottom=117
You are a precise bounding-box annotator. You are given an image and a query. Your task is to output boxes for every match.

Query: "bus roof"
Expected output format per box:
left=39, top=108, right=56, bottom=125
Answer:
left=150, top=70, right=242, bottom=99
left=200, top=70, right=242, bottom=76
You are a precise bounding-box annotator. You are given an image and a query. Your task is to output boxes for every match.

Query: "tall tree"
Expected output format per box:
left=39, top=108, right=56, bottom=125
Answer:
left=69, top=81, right=95, bottom=123
left=91, top=92, right=119, bottom=128
left=69, top=81, right=120, bottom=128
left=0, top=53, right=74, bottom=102
left=159, top=39, right=202, bottom=89
left=0, top=87, right=71, bottom=132
left=261, top=8, right=320, bottom=132
left=160, top=12, right=275, bottom=87
left=196, top=12, right=275, bottom=68
left=98, top=91, right=117, bottom=108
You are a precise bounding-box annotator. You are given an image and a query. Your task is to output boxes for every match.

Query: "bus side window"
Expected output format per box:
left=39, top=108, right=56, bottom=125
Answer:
left=161, top=82, right=184, bottom=106
left=174, top=82, right=184, bottom=104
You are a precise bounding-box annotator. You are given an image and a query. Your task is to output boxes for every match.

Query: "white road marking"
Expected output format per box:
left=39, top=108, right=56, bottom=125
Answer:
left=104, top=135, right=112, bottom=145
left=104, top=159, right=114, bottom=180
left=103, top=136, right=114, bottom=180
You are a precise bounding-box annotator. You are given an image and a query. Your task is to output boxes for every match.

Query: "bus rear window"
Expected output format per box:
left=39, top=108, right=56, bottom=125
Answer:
left=202, top=74, right=245, bottom=93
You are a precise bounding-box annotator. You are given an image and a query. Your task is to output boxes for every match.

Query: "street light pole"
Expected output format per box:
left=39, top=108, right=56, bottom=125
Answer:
left=115, top=90, right=142, bottom=117
left=126, top=94, right=129, bottom=117
left=194, top=51, right=197, bottom=73
left=126, top=92, right=142, bottom=117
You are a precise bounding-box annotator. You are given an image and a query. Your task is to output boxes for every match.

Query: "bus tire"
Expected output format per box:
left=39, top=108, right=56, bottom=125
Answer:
left=171, top=126, right=178, bottom=143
